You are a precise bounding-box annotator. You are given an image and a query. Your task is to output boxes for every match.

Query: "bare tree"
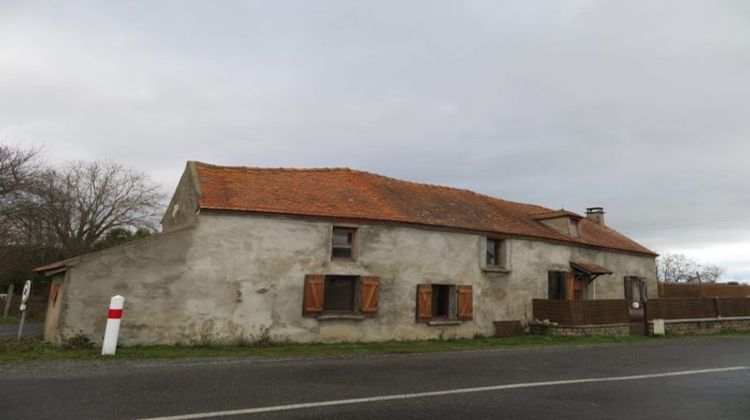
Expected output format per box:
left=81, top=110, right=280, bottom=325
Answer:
left=698, top=264, right=726, bottom=283
left=0, top=143, right=40, bottom=196
left=657, top=253, right=726, bottom=283
left=27, top=160, right=166, bottom=257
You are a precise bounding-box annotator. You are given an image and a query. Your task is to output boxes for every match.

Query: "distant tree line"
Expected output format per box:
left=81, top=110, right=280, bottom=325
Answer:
left=656, top=252, right=726, bottom=283
left=0, top=143, right=165, bottom=287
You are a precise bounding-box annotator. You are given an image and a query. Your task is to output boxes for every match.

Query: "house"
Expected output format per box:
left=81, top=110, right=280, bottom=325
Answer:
left=35, top=162, right=657, bottom=345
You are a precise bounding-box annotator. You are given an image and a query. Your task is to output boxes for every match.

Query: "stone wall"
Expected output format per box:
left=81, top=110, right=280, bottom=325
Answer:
left=529, top=322, right=630, bottom=337
left=648, top=317, right=750, bottom=335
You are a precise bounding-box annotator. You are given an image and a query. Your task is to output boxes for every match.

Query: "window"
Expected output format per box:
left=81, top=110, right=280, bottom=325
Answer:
left=416, top=284, right=473, bottom=322
left=323, top=276, right=356, bottom=312
left=302, top=274, right=380, bottom=317
left=486, top=238, right=505, bottom=267
left=569, top=219, right=581, bottom=237
left=624, top=276, right=647, bottom=303
left=431, top=285, right=451, bottom=318
left=548, top=271, right=568, bottom=300
left=332, top=227, right=356, bottom=260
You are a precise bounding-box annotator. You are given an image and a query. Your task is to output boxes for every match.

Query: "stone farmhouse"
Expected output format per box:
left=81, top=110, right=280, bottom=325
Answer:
left=35, top=162, right=657, bottom=345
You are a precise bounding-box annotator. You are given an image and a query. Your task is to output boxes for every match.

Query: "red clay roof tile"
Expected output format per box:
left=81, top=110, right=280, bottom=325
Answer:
left=193, top=162, right=656, bottom=256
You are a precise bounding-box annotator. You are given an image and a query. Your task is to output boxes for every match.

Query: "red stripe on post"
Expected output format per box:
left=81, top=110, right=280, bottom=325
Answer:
left=108, top=309, right=123, bottom=319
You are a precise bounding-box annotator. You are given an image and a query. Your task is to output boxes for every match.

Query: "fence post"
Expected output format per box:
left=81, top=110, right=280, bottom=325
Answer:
left=3, top=284, right=13, bottom=318
left=714, top=297, right=721, bottom=318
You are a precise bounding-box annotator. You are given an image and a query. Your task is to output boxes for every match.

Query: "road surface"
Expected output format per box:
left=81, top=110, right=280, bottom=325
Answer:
left=0, top=323, right=42, bottom=338
left=1, top=336, right=749, bottom=419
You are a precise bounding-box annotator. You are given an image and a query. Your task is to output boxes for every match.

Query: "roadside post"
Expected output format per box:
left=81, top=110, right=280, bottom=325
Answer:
left=17, top=280, right=31, bottom=339
left=3, top=284, right=14, bottom=318
left=102, top=295, right=124, bottom=355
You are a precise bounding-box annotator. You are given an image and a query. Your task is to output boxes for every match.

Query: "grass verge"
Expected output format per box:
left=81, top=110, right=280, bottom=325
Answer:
left=0, top=317, right=19, bottom=325
left=2, top=331, right=747, bottom=365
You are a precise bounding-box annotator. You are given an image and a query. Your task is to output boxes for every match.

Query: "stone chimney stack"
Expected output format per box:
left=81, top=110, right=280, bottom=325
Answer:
left=585, top=207, right=605, bottom=225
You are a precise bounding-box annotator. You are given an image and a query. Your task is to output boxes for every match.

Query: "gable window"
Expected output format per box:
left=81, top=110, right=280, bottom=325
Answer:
left=486, top=238, right=505, bottom=267
left=416, top=283, right=473, bottom=322
left=569, top=219, right=581, bottom=237
left=331, top=227, right=356, bottom=260
left=303, top=274, right=380, bottom=317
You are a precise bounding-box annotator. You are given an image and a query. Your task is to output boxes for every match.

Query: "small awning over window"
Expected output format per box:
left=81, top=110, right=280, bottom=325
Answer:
left=570, top=260, right=613, bottom=278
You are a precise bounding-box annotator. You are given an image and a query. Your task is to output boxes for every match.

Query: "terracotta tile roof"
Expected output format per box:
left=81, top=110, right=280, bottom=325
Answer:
left=193, top=162, right=656, bottom=256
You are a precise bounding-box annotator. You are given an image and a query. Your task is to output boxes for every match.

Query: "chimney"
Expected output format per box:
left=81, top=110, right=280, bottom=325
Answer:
left=585, top=207, right=605, bottom=225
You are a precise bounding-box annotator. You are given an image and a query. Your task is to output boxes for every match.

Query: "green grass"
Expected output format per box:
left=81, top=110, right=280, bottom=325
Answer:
left=0, top=316, right=18, bottom=325
left=2, top=332, right=747, bottom=365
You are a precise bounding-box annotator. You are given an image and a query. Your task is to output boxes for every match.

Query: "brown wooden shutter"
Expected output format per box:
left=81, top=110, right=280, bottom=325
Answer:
left=417, top=284, right=432, bottom=321
left=361, top=276, right=380, bottom=314
left=303, top=275, right=325, bottom=316
left=624, top=277, right=634, bottom=302
left=565, top=272, right=575, bottom=301
left=457, top=285, right=474, bottom=320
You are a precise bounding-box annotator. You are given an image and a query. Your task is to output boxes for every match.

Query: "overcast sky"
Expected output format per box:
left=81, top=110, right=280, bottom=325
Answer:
left=1, top=1, right=749, bottom=281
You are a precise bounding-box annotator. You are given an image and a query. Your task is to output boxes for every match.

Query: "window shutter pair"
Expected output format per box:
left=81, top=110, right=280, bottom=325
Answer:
left=416, top=284, right=473, bottom=321
left=302, top=275, right=380, bottom=316
left=623, top=276, right=647, bottom=302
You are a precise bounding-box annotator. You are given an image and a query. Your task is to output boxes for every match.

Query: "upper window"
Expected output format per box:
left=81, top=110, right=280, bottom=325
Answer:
left=485, top=238, right=506, bottom=268
left=486, top=239, right=499, bottom=266
left=331, top=227, right=356, bottom=260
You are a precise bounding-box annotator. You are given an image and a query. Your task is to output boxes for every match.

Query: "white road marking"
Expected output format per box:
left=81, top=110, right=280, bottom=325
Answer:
left=140, top=366, right=748, bottom=420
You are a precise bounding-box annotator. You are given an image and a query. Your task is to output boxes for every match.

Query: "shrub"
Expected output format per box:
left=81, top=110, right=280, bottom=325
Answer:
left=62, top=333, right=94, bottom=350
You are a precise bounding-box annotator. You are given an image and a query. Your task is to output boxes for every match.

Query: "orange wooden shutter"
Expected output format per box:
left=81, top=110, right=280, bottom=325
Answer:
left=303, top=275, right=325, bottom=316
left=457, top=285, right=473, bottom=320
left=417, top=284, right=432, bottom=321
left=566, top=272, right=575, bottom=301
left=49, top=283, right=60, bottom=304
left=361, top=276, right=380, bottom=314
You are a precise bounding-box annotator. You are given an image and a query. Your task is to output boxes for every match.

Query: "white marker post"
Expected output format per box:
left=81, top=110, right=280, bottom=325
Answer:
left=102, top=295, right=124, bottom=355
left=17, top=280, right=31, bottom=339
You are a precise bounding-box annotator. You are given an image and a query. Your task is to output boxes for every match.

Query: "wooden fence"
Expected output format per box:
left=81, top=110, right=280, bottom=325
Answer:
left=658, top=282, right=750, bottom=298
left=532, top=299, right=629, bottom=325
left=646, top=298, right=750, bottom=320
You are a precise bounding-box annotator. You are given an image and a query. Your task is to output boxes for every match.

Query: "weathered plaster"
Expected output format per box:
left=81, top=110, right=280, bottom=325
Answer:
left=50, top=212, right=657, bottom=345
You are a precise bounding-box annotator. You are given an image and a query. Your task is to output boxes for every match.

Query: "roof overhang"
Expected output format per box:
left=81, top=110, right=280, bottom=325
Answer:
left=32, top=260, right=67, bottom=276
left=570, top=260, right=613, bottom=281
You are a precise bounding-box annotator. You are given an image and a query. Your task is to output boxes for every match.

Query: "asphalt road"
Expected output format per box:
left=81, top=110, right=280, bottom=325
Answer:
left=0, top=323, right=42, bottom=338
left=1, top=336, right=749, bottom=419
